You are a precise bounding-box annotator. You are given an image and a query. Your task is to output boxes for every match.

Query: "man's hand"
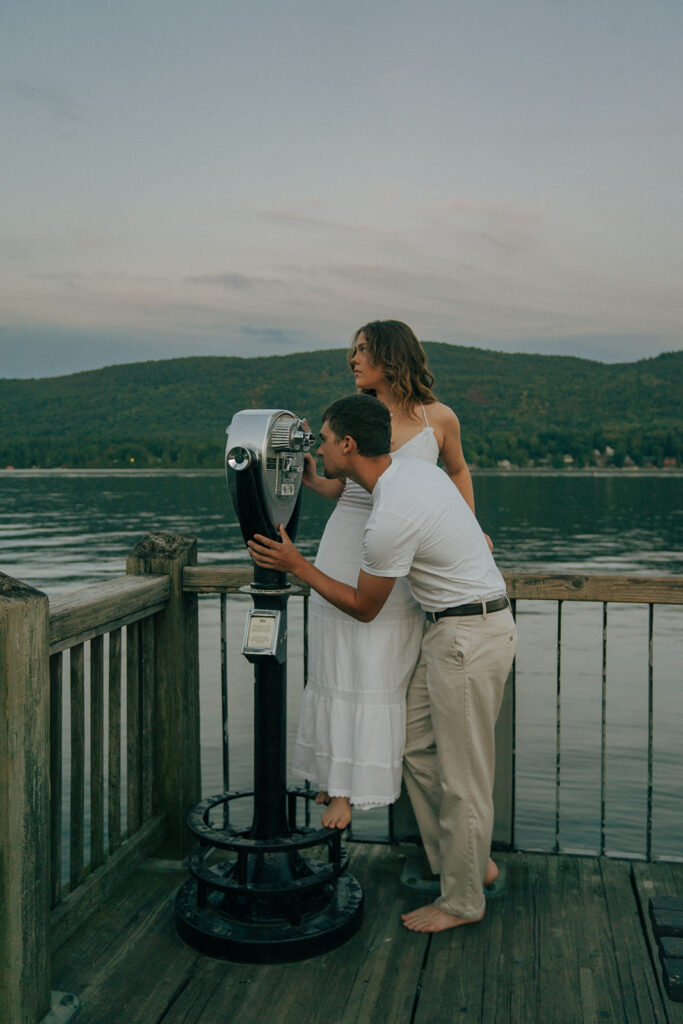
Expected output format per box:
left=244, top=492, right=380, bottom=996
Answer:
left=249, top=526, right=395, bottom=622
left=302, top=452, right=318, bottom=487
left=248, top=525, right=303, bottom=575
left=301, top=451, right=345, bottom=500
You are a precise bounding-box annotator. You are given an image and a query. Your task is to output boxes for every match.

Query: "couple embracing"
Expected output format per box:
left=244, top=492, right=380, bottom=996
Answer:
left=249, top=320, right=517, bottom=934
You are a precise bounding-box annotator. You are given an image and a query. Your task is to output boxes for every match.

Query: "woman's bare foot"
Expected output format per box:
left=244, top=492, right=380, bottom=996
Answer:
left=401, top=903, right=485, bottom=933
left=314, top=790, right=331, bottom=806
left=321, top=796, right=352, bottom=829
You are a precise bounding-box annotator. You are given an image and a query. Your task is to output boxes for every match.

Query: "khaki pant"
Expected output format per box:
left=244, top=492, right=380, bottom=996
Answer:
left=403, top=606, right=517, bottom=919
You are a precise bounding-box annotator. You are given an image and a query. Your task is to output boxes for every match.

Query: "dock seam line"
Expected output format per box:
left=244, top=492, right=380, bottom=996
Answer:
left=409, top=934, right=432, bottom=1024
left=155, top=966, right=199, bottom=1023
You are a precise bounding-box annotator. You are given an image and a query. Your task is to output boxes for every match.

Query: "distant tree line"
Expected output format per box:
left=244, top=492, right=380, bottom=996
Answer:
left=2, top=427, right=680, bottom=471
left=1, top=345, right=681, bottom=469
left=0, top=438, right=221, bottom=470
left=462, top=427, right=681, bottom=469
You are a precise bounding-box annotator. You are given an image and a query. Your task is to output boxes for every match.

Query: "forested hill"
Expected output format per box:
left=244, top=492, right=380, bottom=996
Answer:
left=1, top=344, right=681, bottom=469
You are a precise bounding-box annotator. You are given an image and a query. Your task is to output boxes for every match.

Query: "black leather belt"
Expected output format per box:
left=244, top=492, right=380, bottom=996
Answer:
left=427, top=595, right=509, bottom=623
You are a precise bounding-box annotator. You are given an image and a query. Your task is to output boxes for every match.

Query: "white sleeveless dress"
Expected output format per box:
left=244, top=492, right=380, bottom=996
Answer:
left=291, top=419, right=440, bottom=809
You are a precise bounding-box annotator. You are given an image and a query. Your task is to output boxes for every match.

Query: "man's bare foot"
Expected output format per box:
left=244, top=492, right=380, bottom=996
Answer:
left=484, top=858, right=498, bottom=886
left=314, top=790, right=331, bottom=806
left=321, top=796, right=352, bottom=829
left=401, top=903, right=485, bottom=933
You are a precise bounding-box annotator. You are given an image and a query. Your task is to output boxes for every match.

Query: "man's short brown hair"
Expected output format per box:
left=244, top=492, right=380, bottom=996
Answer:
left=321, top=394, right=391, bottom=457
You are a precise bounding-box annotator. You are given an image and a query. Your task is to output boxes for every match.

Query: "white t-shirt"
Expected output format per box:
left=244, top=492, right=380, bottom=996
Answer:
left=361, top=458, right=506, bottom=613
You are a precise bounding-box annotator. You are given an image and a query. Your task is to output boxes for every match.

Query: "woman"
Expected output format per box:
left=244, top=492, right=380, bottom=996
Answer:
left=293, top=320, right=485, bottom=829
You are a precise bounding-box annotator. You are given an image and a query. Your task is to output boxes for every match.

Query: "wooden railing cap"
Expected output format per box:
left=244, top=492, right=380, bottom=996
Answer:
left=0, top=571, right=47, bottom=601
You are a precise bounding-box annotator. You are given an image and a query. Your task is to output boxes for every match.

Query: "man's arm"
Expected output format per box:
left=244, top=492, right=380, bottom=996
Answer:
left=247, top=525, right=395, bottom=622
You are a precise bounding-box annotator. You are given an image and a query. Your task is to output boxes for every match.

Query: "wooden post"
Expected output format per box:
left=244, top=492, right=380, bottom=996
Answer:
left=0, top=574, right=51, bottom=1023
left=126, top=533, right=200, bottom=858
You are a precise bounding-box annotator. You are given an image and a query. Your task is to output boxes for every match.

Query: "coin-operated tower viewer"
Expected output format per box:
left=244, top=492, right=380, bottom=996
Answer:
left=175, top=409, right=363, bottom=963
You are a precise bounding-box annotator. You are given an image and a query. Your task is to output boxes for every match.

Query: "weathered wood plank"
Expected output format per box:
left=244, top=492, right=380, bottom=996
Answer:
left=663, top=958, right=683, bottom=1003
left=70, top=643, right=86, bottom=890
left=108, top=628, right=122, bottom=854
left=126, top=622, right=142, bottom=835
left=535, top=857, right=632, bottom=1023
left=650, top=895, right=683, bottom=938
left=50, top=651, right=64, bottom=907
left=413, top=853, right=655, bottom=1024
left=504, top=571, right=683, bottom=604
left=632, top=861, right=683, bottom=1023
left=182, top=563, right=303, bottom=594
left=90, top=634, right=105, bottom=871
left=53, top=865, right=200, bottom=1023
left=141, top=616, right=155, bottom=821
left=51, top=843, right=423, bottom=1024
left=0, top=573, right=52, bottom=1023
left=143, top=843, right=427, bottom=1024
left=51, top=864, right=186, bottom=992
left=660, top=936, right=683, bottom=959
left=50, top=814, right=168, bottom=954
left=49, top=574, right=170, bottom=653
left=182, top=565, right=683, bottom=606
left=127, top=533, right=201, bottom=858
left=412, top=851, right=522, bottom=1024
left=181, top=564, right=253, bottom=592
left=599, top=858, right=668, bottom=1024
left=49, top=847, right=681, bottom=1024
left=493, top=853, right=537, bottom=1023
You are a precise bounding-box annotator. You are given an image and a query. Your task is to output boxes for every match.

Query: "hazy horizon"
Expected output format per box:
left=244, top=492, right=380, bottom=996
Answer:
left=2, top=335, right=682, bottom=383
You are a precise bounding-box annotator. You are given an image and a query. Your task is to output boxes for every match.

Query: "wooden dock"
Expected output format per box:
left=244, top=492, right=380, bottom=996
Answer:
left=51, top=845, right=682, bottom=1024
left=3, top=539, right=683, bottom=1023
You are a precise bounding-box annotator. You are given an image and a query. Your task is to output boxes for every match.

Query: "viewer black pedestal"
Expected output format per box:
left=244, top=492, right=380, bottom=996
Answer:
left=175, top=567, right=363, bottom=963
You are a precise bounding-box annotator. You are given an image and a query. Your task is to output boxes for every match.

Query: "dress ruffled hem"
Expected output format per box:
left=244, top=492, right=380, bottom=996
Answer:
left=290, top=766, right=400, bottom=810
left=291, top=746, right=402, bottom=806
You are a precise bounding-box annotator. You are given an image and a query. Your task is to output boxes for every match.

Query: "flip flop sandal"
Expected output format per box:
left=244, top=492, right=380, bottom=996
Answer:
left=484, top=864, right=507, bottom=898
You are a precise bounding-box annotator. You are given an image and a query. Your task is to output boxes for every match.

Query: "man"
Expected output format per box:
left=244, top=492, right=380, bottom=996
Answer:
left=248, top=394, right=517, bottom=933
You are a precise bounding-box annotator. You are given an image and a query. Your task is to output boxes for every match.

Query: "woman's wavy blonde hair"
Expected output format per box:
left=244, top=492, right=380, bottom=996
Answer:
left=349, top=320, right=437, bottom=413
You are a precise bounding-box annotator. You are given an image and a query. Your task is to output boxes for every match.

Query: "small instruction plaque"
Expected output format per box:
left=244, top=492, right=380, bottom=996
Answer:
left=242, top=609, right=281, bottom=656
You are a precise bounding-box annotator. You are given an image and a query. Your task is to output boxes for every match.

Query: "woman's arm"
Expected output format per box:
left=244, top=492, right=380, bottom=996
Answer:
left=430, top=403, right=494, bottom=550
left=430, top=404, right=475, bottom=511
left=301, top=453, right=345, bottom=500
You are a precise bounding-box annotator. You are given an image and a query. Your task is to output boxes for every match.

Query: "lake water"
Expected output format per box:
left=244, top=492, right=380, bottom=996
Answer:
left=1, top=469, right=682, bottom=860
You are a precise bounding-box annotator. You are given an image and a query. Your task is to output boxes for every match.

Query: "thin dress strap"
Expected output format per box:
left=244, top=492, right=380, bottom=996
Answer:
left=420, top=402, right=430, bottom=427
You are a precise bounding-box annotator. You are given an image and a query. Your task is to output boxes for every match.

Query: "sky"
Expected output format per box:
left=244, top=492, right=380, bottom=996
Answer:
left=2, top=0, right=682, bottom=378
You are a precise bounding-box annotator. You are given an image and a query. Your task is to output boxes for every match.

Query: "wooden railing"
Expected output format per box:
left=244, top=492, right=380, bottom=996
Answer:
left=182, top=565, right=683, bottom=859
left=1, top=533, right=200, bottom=1024
left=48, top=576, right=170, bottom=919
left=505, top=572, right=683, bottom=861
left=2, top=536, right=682, bottom=1023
